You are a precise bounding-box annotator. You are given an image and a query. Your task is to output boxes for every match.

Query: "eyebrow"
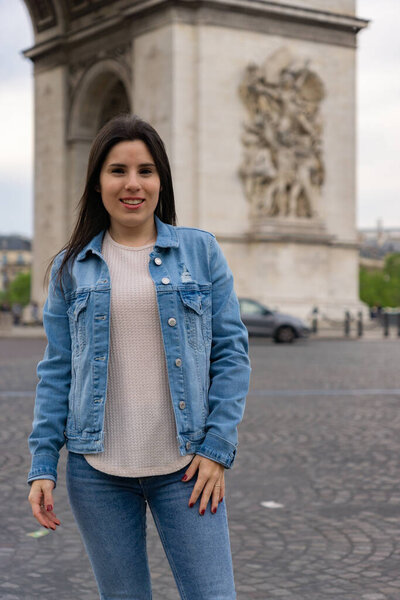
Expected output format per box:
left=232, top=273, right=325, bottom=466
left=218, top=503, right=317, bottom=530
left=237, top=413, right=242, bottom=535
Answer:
left=108, top=162, right=156, bottom=168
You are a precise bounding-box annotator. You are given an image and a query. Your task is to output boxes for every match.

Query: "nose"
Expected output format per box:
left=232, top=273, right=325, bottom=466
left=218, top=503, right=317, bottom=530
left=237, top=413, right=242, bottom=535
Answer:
left=125, top=171, right=141, bottom=191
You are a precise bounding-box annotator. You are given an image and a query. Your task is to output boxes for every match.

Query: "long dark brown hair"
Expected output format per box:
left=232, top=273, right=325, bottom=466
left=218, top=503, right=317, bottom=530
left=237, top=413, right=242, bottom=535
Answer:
left=45, top=113, right=177, bottom=294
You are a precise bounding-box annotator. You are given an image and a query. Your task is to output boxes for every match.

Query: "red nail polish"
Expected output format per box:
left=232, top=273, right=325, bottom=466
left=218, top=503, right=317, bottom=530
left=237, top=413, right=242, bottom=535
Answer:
left=200, top=509, right=205, bottom=516
left=46, top=505, right=53, bottom=512
left=181, top=474, right=188, bottom=481
left=189, top=502, right=194, bottom=508
left=212, top=507, right=217, bottom=514
left=219, top=497, right=223, bottom=503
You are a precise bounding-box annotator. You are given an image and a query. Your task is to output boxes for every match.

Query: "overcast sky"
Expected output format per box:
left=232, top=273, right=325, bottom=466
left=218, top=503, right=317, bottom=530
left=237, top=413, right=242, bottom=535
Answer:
left=0, top=0, right=399, bottom=237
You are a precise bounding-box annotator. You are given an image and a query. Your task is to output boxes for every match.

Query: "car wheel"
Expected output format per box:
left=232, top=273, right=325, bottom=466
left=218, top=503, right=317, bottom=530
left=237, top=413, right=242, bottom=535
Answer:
left=274, top=326, right=296, bottom=344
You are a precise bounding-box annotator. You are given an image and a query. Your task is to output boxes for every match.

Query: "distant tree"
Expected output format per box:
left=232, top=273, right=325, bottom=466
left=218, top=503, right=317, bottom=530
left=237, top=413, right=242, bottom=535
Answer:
left=7, top=271, right=31, bottom=307
left=360, top=253, right=400, bottom=308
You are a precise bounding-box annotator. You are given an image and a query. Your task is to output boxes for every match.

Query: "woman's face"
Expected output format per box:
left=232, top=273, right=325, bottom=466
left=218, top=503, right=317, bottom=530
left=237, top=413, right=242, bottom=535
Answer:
left=98, top=139, right=161, bottom=241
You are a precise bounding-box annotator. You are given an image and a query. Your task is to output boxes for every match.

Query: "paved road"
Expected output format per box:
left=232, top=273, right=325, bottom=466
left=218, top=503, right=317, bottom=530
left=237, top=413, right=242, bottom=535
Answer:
left=1, top=336, right=400, bottom=599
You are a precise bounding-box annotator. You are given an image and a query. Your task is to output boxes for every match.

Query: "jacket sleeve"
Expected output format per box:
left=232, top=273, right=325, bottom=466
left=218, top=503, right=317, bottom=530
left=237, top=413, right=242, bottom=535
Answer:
left=27, top=253, right=71, bottom=486
left=196, top=235, right=251, bottom=468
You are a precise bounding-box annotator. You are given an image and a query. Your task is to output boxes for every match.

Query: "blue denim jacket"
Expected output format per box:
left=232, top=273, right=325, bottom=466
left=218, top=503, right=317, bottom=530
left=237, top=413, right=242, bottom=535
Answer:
left=28, top=216, right=251, bottom=485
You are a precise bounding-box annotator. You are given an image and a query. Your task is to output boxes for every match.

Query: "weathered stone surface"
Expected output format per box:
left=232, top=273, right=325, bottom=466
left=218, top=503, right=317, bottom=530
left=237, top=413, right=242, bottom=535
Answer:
left=25, top=1, right=368, bottom=321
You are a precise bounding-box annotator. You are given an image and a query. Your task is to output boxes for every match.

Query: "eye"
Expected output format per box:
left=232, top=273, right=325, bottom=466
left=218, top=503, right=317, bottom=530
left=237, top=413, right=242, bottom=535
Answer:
left=111, top=168, right=124, bottom=174
left=140, top=168, right=153, bottom=175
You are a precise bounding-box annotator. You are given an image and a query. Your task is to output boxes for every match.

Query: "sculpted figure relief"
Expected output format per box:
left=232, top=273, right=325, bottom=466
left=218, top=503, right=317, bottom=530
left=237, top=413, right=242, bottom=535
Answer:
left=239, top=48, right=325, bottom=220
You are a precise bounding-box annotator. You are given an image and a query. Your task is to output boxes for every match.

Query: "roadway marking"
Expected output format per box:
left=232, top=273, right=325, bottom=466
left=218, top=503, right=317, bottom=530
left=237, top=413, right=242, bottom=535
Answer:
left=0, top=391, right=35, bottom=398
left=249, top=388, right=400, bottom=397
left=1, top=389, right=400, bottom=399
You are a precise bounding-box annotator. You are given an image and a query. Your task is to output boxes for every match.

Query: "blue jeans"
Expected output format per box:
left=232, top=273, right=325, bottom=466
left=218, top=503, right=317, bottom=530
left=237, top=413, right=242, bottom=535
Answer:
left=66, top=452, right=236, bottom=600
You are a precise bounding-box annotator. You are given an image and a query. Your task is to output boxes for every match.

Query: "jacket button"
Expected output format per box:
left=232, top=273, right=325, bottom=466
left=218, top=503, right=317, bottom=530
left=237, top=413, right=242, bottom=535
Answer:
left=185, top=441, right=191, bottom=450
left=175, top=358, right=182, bottom=367
left=179, top=401, right=186, bottom=410
left=154, top=257, right=162, bottom=265
left=162, top=277, right=170, bottom=285
left=168, top=317, right=177, bottom=327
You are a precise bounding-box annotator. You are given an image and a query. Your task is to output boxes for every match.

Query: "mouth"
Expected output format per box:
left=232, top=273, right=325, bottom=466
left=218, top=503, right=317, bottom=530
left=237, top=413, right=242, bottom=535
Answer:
left=120, top=198, right=145, bottom=209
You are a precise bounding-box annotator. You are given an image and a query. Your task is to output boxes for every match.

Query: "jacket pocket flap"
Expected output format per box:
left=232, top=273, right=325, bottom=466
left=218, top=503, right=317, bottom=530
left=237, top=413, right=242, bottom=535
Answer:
left=67, top=293, right=90, bottom=320
left=178, top=290, right=203, bottom=315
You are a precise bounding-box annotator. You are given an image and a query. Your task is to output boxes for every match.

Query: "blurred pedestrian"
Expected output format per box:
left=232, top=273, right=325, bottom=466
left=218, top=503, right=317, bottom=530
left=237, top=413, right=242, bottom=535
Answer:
left=31, top=301, right=39, bottom=325
left=27, top=114, right=251, bottom=599
left=12, top=302, right=22, bottom=325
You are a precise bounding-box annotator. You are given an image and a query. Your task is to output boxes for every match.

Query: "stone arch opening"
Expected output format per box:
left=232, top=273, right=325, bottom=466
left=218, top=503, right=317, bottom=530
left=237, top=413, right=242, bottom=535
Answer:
left=66, top=60, right=131, bottom=231
left=69, top=60, right=131, bottom=141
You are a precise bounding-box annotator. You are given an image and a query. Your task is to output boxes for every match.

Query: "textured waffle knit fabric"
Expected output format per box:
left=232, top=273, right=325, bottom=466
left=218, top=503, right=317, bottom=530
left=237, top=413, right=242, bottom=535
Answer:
left=84, top=229, right=194, bottom=476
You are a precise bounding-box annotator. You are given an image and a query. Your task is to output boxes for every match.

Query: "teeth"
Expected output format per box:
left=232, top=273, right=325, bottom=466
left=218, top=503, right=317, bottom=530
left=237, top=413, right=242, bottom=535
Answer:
left=122, top=199, right=143, bottom=205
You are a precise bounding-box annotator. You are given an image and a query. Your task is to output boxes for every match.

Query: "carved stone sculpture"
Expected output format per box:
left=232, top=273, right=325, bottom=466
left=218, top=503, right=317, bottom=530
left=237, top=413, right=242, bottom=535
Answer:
left=239, top=48, right=325, bottom=221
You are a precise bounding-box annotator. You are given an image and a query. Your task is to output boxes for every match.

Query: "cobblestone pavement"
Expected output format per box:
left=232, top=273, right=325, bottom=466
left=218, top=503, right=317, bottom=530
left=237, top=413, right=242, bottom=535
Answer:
left=1, top=337, right=400, bottom=599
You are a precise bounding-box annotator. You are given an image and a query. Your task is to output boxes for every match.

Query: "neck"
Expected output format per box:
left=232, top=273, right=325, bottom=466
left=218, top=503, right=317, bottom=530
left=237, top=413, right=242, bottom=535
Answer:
left=108, top=220, right=157, bottom=247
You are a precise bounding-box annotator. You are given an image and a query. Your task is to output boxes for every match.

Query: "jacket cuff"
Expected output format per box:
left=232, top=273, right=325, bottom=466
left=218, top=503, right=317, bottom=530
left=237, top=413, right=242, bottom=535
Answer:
left=196, top=432, right=237, bottom=469
left=27, top=453, right=59, bottom=487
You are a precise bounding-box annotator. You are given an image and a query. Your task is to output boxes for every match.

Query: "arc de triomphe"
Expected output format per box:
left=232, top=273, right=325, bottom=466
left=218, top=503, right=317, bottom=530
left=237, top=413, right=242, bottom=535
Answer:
left=22, top=0, right=368, bottom=319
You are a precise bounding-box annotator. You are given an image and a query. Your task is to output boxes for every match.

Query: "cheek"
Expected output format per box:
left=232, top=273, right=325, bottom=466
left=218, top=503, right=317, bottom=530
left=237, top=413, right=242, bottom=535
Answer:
left=150, top=181, right=161, bottom=199
left=101, top=179, right=121, bottom=198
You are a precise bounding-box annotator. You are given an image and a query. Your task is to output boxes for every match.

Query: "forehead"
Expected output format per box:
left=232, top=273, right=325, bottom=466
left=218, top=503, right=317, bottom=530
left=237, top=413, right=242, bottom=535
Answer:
left=104, top=139, right=154, bottom=164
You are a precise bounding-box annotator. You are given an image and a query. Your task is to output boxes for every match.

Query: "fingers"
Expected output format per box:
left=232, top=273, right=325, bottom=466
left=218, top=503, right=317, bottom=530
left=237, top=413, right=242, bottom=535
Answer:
left=28, top=479, right=61, bottom=531
left=219, top=477, right=225, bottom=503
left=183, top=456, right=225, bottom=515
left=181, top=455, right=201, bottom=482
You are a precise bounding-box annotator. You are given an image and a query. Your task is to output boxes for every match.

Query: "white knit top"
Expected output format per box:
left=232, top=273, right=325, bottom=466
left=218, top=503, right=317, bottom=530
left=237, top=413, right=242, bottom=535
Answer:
left=84, top=229, right=194, bottom=476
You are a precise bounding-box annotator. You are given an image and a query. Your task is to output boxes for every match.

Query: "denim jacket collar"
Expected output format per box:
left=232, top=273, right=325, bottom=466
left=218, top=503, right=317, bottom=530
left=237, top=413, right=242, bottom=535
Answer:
left=76, top=215, right=179, bottom=262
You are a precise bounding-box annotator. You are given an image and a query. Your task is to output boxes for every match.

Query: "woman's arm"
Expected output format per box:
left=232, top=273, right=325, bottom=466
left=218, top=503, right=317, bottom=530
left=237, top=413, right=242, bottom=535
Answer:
left=27, top=253, right=72, bottom=487
left=195, top=234, right=251, bottom=468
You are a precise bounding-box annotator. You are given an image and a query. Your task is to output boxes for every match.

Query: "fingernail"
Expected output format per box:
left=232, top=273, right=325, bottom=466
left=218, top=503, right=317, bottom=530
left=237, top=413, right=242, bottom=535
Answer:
left=46, top=505, right=53, bottom=512
left=219, top=497, right=224, bottom=503
left=181, top=474, right=188, bottom=481
left=200, top=509, right=205, bottom=516
left=189, top=502, right=194, bottom=508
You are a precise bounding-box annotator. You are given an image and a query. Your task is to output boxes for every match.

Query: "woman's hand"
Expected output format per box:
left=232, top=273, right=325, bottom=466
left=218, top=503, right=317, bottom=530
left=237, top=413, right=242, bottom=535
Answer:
left=28, top=479, right=61, bottom=531
left=182, top=455, right=225, bottom=515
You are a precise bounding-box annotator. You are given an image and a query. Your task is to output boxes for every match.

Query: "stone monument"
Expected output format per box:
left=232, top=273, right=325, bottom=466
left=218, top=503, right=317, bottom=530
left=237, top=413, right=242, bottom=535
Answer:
left=22, top=0, right=368, bottom=319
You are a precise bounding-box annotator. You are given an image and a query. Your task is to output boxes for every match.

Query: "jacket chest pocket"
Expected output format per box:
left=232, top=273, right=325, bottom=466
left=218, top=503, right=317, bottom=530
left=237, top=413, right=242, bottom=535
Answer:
left=67, top=293, right=90, bottom=355
left=178, top=286, right=212, bottom=351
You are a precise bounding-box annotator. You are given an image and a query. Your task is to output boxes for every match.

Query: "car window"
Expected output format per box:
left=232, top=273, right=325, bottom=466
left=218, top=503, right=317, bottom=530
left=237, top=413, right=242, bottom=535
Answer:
left=240, top=299, right=265, bottom=315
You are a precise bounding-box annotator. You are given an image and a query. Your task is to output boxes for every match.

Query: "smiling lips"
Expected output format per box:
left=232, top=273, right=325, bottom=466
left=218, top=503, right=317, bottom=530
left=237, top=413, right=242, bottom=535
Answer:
left=120, top=198, right=145, bottom=208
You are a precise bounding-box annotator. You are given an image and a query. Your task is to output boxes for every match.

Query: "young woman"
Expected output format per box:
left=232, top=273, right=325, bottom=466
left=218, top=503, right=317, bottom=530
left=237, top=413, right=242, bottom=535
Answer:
left=27, top=113, right=251, bottom=600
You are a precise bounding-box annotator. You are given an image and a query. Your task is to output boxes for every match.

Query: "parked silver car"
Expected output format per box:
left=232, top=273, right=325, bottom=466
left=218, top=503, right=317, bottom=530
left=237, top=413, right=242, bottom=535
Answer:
left=238, top=298, right=310, bottom=343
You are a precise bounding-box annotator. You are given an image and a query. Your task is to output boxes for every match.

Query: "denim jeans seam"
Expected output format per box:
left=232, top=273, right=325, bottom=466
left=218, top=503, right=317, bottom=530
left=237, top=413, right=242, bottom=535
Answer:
left=141, top=500, right=153, bottom=600
left=148, top=504, right=188, bottom=600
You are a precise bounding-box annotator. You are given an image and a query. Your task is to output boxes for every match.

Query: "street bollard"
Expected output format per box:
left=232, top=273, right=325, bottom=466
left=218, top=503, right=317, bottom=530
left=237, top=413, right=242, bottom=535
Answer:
left=311, top=307, right=318, bottom=334
left=357, top=311, right=363, bottom=337
left=312, top=317, right=318, bottom=334
left=383, top=312, right=389, bottom=337
left=344, top=311, right=350, bottom=337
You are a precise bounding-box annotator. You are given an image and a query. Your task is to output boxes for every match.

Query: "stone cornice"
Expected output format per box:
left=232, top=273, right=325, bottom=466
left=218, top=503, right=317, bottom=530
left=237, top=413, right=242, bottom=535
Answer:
left=215, top=232, right=360, bottom=249
left=23, top=0, right=369, bottom=64
left=124, top=0, right=368, bottom=34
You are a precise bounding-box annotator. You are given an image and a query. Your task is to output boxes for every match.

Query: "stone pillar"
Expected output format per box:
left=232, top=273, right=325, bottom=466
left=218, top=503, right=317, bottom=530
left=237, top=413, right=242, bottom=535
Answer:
left=32, top=65, right=68, bottom=304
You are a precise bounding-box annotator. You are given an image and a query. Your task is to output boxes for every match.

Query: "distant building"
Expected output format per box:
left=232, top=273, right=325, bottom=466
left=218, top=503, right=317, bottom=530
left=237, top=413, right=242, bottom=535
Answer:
left=0, top=235, right=32, bottom=293
left=358, top=221, right=400, bottom=269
